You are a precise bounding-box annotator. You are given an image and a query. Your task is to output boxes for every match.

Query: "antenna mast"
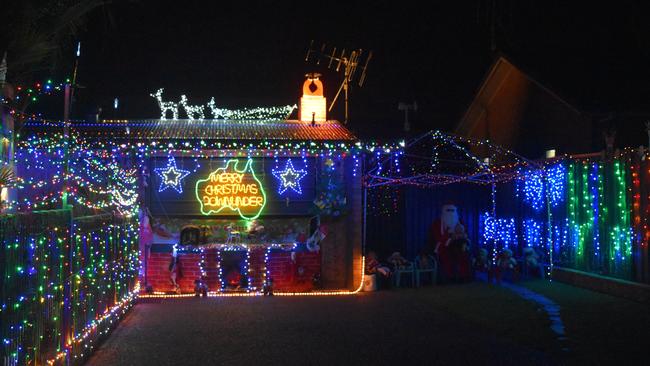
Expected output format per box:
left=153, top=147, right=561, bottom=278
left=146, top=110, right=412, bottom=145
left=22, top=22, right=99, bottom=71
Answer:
left=305, top=40, right=372, bottom=124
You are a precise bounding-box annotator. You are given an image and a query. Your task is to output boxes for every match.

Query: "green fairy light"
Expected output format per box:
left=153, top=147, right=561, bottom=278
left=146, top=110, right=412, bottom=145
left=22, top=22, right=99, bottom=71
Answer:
left=560, top=158, right=633, bottom=278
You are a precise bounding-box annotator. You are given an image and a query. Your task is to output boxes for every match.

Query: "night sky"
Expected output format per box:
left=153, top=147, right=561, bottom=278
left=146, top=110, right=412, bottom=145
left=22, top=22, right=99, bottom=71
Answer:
left=57, top=2, right=650, bottom=145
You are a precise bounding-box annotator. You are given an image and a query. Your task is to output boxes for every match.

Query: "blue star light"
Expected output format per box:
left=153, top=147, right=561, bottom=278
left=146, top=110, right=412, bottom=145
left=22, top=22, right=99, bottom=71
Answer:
left=272, top=159, right=307, bottom=195
left=155, top=156, right=190, bottom=193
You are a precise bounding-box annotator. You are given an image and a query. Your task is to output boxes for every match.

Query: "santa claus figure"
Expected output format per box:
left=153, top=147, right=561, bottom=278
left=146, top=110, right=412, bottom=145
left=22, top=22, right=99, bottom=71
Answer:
left=429, top=203, right=472, bottom=282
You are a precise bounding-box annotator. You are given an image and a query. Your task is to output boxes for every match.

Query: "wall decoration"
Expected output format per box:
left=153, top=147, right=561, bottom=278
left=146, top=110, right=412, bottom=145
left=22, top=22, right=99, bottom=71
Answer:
left=154, top=156, right=190, bottom=194
left=312, top=158, right=347, bottom=216
left=273, top=159, right=307, bottom=195
left=195, top=159, right=266, bottom=220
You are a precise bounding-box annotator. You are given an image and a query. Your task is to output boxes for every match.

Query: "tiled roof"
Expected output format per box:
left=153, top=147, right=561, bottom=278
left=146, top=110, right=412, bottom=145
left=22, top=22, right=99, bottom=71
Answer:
left=25, top=119, right=356, bottom=141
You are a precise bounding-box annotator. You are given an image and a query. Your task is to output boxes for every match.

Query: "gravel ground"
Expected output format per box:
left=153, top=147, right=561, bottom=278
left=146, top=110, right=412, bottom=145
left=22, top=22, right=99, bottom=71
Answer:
left=84, top=281, right=649, bottom=366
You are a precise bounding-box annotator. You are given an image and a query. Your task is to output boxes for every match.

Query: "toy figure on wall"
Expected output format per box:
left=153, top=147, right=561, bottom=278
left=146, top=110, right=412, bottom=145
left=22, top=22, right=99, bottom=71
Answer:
left=169, top=248, right=182, bottom=294
left=312, top=158, right=347, bottom=216
left=150, top=217, right=309, bottom=245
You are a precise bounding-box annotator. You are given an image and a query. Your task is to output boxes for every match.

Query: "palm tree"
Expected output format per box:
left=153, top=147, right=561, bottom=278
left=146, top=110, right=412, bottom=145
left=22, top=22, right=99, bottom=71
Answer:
left=0, top=165, right=15, bottom=187
left=1, top=1, right=111, bottom=212
left=1, top=0, right=110, bottom=84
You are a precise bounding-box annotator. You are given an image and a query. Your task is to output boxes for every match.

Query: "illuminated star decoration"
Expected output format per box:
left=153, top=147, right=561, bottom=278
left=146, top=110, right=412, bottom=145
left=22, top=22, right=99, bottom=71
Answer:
left=273, top=159, right=307, bottom=195
left=155, top=156, right=190, bottom=193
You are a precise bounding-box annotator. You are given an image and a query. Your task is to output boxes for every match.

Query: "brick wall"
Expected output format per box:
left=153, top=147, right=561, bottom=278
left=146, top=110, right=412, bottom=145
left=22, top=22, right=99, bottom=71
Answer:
left=320, top=157, right=363, bottom=289
left=145, top=248, right=321, bottom=293
left=267, top=251, right=321, bottom=292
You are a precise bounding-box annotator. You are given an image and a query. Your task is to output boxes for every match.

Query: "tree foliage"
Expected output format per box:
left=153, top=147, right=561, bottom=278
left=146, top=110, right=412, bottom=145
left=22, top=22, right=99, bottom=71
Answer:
left=0, top=0, right=108, bottom=83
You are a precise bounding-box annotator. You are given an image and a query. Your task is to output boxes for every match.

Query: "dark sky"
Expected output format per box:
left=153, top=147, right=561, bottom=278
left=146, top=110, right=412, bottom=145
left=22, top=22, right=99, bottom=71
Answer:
left=60, top=1, right=650, bottom=145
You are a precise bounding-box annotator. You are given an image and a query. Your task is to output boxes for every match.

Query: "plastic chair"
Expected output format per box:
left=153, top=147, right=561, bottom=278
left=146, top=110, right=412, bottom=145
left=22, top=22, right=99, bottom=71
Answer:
left=414, top=255, right=437, bottom=287
left=391, top=261, right=415, bottom=287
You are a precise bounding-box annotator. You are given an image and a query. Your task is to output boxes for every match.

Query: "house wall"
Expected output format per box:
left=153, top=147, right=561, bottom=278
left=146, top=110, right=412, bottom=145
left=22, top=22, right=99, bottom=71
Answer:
left=142, top=154, right=363, bottom=293
left=146, top=248, right=321, bottom=293
left=319, top=156, right=363, bottom=289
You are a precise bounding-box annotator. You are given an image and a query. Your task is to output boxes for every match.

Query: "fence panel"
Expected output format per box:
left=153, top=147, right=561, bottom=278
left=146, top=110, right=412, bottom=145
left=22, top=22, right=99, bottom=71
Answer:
left=1, top=210, right=139, bottom=366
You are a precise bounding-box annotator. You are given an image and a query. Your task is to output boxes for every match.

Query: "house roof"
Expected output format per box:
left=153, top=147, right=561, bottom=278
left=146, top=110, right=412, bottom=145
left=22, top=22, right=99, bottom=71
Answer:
left=24, top=119, right=357, bottom=142
left=454, top=56, right=591, bottom=156
left=456, top=56, right=581, bottom=137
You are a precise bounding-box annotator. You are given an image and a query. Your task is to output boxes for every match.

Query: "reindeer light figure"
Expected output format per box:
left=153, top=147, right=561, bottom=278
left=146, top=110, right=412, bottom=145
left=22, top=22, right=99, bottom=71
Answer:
left=180, top=95, right=205, bottom=120
left=150, top=88, right=179, bottom=120
left=224, top=224, right=241, bottom=245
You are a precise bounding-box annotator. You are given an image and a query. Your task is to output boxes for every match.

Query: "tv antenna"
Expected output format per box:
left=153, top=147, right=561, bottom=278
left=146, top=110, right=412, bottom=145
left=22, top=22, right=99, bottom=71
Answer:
left=398, top=101, right=417, bottom=132
left=305, top=40, right=372, bottom=124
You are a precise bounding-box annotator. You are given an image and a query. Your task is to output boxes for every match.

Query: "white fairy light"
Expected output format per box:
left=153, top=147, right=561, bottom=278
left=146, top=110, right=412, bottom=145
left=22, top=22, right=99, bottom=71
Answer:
left=180, top=95, right=206, bottom=120
left=150, top=88, right=179, bottom=120
left=206, top=97, right=229, bottom=119
left=207, top=97, right=296, bottom=120
left=151, top=89, right=296, bottom=120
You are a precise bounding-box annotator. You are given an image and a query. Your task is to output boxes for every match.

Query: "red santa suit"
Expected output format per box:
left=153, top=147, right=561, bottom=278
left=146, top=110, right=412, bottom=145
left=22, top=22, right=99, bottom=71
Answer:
left=429, top=204, right=472, bottom=281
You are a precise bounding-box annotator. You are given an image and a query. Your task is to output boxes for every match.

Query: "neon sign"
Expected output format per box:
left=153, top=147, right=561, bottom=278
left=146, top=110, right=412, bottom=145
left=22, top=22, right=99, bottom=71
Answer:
left=195, top=159, right=266, bottom=220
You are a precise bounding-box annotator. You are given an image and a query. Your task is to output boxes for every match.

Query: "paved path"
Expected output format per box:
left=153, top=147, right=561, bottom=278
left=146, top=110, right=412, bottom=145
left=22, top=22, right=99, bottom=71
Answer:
left=84, top=281, right=650, bottom=365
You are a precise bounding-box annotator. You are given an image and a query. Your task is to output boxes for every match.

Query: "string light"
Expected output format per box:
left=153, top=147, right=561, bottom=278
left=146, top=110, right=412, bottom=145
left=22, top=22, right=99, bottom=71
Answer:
left=523, top=218, right=542, bottom=248
left=150, top=89, right=297, bottom=120
left=11, top=115, right=649, bottom=366
left=272, top=159, right=307, bottom=195
left=150, top=88, right=179, bottom=119
left=154, top=155, right=190, bottom=194
left=207, top=97, right=297, bottom=120
left=139, top=256, right=366, bottom=298
left=545, top=163, right=565, bottom=207
left=518, top=169, right=544, bottom=211
left=480, top=213, right=518, bottom=255
left=3, top=217, right=139, bottom=366
left=180, top=95, right=206, bottom=120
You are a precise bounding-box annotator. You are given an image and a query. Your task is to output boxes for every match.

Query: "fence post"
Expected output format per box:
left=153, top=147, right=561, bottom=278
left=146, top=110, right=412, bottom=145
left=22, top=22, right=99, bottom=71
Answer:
left=61, top=208, right=73, bottom=363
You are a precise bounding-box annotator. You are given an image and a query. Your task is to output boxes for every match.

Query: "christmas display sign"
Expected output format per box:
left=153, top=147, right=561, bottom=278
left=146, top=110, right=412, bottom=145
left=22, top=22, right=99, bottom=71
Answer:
left=195, top=159, right=267, bottom=219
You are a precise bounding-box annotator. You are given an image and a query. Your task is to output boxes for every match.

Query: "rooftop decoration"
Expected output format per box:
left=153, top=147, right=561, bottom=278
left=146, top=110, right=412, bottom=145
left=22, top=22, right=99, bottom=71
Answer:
left=299, top=73, right=326, bottom=123
left=304, top=41, right=372, bottom=124
left=150, top=88, right=296, bottom=120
